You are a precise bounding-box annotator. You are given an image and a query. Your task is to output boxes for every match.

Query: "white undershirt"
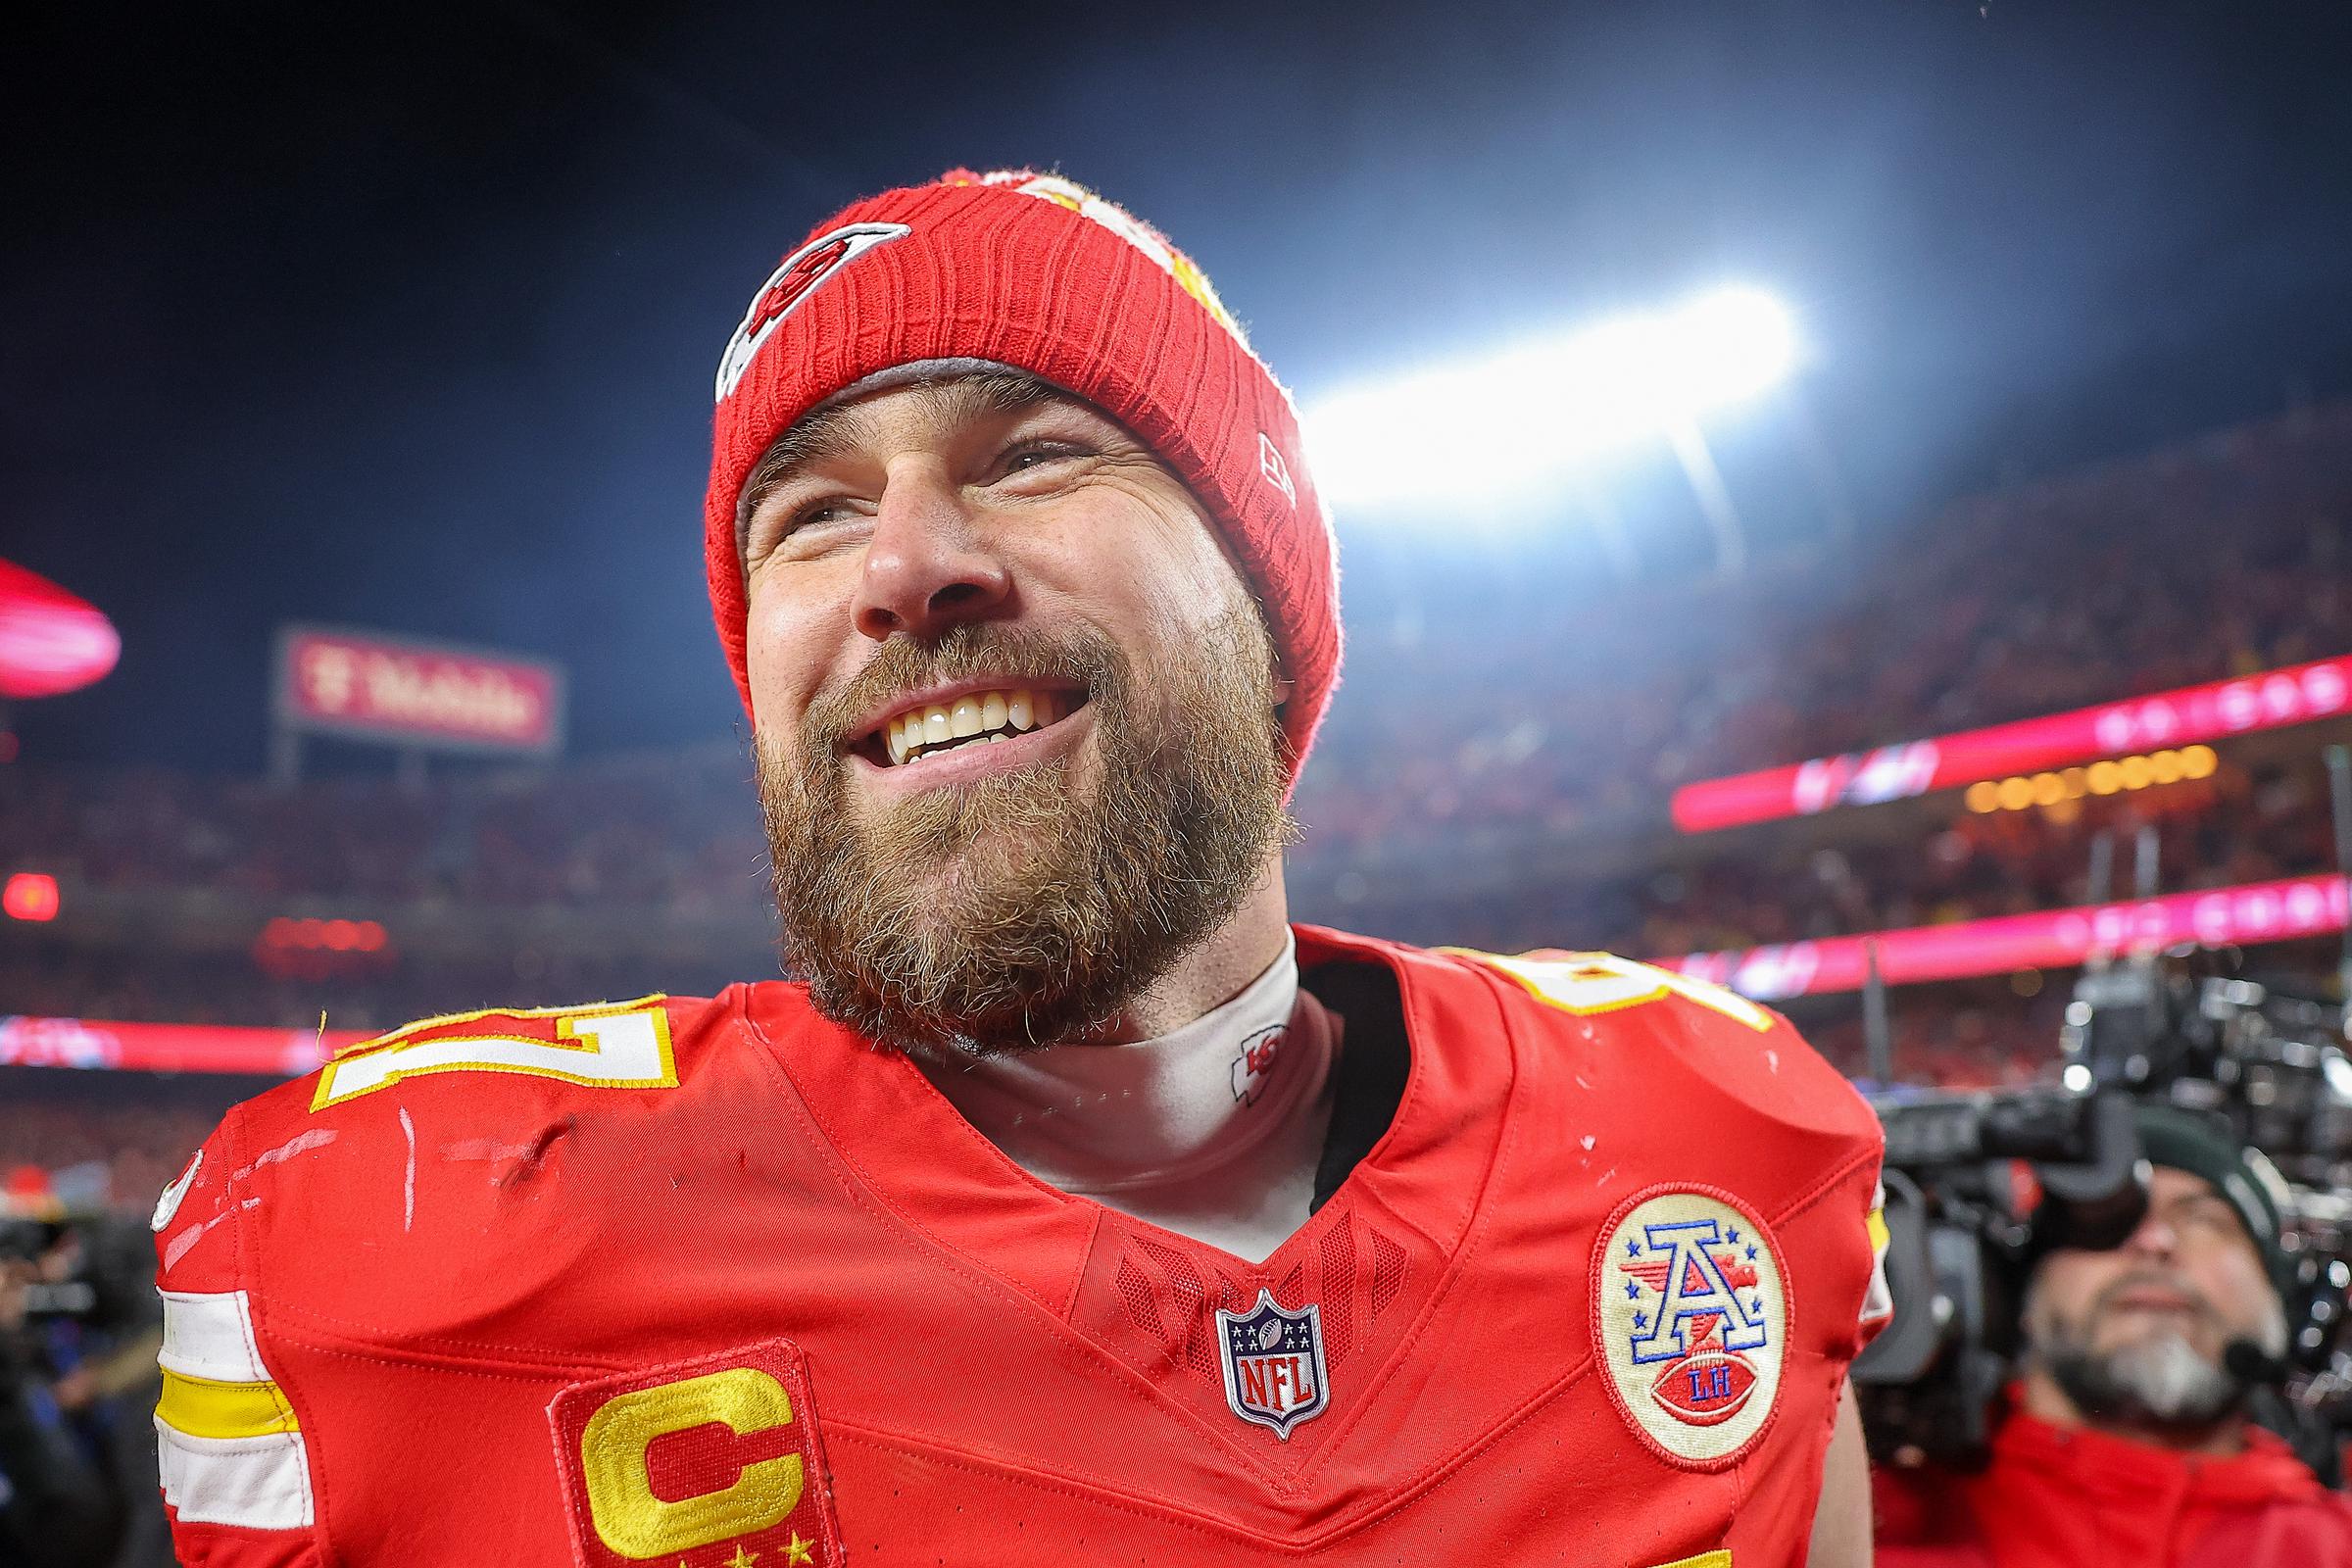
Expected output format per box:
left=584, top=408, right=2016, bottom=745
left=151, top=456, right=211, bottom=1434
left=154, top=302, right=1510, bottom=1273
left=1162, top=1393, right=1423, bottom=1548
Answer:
left=914, top=937, right=1338, bottom=1263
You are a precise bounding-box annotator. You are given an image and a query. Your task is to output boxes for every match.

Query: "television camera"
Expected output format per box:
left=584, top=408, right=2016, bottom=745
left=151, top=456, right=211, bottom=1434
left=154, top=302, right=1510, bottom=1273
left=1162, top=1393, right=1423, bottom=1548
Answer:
left=1853, top=950, right=2352, bottom=1474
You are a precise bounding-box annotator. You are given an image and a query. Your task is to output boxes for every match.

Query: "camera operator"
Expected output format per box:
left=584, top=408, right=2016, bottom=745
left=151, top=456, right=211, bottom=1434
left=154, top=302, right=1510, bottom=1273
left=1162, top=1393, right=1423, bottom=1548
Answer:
left=1876, top=1103, right=2352, bottom=1565
left=0, top=1223, right=124, bottom=1568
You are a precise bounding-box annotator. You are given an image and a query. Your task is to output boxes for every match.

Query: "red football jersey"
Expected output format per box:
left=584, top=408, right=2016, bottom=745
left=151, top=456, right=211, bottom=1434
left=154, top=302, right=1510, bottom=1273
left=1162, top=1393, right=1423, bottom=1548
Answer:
left=153, top=926, right=1886, bottom=1566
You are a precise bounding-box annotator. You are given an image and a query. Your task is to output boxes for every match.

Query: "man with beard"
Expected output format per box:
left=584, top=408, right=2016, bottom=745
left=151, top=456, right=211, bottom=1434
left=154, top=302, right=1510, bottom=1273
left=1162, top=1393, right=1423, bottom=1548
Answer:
left=1877, top=1103, right=2352, bottom=1566
left=155, top=171, right=1887, bottom=1567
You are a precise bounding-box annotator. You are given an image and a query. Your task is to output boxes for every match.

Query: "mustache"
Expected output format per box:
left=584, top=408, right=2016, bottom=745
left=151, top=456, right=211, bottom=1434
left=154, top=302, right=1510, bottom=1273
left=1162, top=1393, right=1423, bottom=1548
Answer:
left=801, top=622, right=1117, bottom=752
left=2089, top=1268, right=2220, bottom=1327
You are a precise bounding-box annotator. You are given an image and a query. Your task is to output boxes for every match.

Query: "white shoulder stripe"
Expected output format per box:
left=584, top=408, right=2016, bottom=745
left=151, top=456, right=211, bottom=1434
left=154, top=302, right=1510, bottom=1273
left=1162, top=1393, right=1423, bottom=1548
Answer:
left=157, top=1422, right=313, bottom=1530
left=1860, top=1181, right=1895, bottom=1328
left=160, top=1289, right=270, bottom=1383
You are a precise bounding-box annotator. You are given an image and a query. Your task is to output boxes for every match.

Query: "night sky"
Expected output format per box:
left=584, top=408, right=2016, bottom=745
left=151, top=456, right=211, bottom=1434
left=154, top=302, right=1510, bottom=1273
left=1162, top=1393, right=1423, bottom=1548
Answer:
left=8, top=0, right=2351, bottom=770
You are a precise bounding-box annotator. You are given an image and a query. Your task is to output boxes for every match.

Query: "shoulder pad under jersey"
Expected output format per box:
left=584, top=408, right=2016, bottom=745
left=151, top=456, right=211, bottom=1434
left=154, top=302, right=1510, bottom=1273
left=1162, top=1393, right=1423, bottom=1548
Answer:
left=1438, top=946, right=1877, bottom=1142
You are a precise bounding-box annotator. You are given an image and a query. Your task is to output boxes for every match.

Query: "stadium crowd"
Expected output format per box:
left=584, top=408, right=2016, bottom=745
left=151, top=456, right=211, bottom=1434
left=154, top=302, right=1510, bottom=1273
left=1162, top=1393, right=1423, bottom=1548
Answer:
left=1293, top=404, right=2352, bottom=851
left=1615, top=750, right=2333, bottom=958
left=0, top=749, right=770, bottom=916
left=5, top=407, right=2351, bottom=1192
left=0, top=411, right=2347, bottom=1568
left=7, top=411, right=2345, bottom=937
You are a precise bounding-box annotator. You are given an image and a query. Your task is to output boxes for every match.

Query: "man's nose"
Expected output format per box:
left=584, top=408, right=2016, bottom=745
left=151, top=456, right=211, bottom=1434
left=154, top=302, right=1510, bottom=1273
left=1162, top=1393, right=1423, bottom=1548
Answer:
left=850, top=463, right=1012, bottom=643
left=2123, top=1208, right=2180, bottom=1260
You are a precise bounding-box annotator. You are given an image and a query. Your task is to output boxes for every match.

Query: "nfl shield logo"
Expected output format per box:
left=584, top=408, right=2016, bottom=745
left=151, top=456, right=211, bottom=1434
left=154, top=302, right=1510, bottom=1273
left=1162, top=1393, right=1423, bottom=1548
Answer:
left=1215, top=1289, right=1330, bottom=1440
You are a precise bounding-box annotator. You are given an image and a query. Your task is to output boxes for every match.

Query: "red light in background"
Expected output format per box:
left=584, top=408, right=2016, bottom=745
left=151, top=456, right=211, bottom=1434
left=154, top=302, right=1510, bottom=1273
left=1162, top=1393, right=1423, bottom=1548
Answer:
left=3, top=873, right=60, bottom=922
left=252, top=912, right=396, bottom=978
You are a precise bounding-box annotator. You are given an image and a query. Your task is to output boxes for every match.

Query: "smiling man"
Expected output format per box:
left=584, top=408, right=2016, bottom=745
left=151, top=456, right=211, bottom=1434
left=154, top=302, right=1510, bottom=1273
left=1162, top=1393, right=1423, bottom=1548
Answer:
left=741, top=366, right=1295, bottom=1066
left=155, top=171, right=1887, bottom=1566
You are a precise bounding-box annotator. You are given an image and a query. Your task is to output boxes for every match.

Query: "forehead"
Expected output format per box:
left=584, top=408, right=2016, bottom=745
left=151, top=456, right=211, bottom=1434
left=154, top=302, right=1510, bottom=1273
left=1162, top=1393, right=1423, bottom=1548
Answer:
left=810, top=370, right=1067, bottom=451
left=2150, top=1164, right=2223, bottom=1205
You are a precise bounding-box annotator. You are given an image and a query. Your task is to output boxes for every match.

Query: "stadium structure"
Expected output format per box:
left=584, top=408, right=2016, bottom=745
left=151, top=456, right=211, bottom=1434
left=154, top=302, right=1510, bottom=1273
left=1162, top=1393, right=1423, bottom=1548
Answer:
left=6, top=403, right=2352, bottom=1209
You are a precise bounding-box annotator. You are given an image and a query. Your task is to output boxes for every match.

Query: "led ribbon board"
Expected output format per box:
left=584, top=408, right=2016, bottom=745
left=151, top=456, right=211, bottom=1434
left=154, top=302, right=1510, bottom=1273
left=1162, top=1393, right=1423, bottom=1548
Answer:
left=1670, top=654, right=2352, bottom=833
left=1661, top=873, right=2351, bottom=1001
left=0, top=1017, right=366, bottom=1075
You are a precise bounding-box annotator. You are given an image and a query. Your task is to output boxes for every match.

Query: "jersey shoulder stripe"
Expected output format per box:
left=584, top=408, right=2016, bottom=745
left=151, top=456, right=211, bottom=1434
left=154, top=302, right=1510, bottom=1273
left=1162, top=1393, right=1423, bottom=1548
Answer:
left=155, top=1288, right=314, bottom=1531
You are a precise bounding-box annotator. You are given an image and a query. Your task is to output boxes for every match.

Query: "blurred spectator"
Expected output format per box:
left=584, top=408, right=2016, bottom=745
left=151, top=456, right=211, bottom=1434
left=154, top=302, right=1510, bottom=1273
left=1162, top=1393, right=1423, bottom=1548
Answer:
left=0, top=1175, right=166, bottom=1568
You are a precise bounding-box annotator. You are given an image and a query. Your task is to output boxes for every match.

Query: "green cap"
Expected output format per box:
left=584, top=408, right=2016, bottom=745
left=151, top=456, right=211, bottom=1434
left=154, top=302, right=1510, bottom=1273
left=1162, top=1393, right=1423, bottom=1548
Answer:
left=2133, top=1102, right=2294, bottom=1290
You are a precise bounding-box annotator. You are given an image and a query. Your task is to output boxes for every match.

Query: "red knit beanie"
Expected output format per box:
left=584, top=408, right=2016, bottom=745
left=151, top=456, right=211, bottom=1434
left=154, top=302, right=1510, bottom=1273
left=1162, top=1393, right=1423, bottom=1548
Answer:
left=704, top=170, right=1341, bottom=784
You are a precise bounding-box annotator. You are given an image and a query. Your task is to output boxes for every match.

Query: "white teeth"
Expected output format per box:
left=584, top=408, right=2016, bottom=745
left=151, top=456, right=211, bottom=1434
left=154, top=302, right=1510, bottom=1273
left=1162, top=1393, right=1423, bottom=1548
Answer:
left=881, top=686, right=1076, bottom=764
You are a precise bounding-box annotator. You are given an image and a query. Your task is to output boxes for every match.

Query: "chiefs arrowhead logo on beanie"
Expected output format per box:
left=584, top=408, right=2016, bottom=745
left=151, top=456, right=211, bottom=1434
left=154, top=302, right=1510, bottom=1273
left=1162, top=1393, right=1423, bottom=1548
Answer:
left=704, top=170, right=1341, bottom=785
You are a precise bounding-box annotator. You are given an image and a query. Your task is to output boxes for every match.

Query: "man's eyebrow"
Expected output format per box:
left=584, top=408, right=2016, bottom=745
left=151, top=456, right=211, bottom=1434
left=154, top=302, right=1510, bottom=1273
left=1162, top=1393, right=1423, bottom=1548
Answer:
left=734, top=371, right=1065, bottom=558
left=736, top=404, right=871, bottom=553
left=923, top=369, right=1061, bottom=423
left=2151, top=1191, right=2238, bottom=1226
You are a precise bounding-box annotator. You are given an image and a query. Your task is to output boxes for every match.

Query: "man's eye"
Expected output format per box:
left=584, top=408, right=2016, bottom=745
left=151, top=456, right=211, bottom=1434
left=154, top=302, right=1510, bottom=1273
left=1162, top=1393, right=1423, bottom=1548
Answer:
left=996, top=441, right=1088, bottom=478
left=772, top=498, right=861, bottom=541
left=794, top=499, right=859, bottom=527
left=749, top=498, right=860, bottom=565
left=2170, top=1200, right=2236, bottom=1232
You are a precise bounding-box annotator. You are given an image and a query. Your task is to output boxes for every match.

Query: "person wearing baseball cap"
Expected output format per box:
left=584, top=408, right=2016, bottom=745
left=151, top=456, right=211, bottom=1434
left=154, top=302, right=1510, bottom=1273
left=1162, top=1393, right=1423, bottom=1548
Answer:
left=1878, top=1102, right=2352, bottom=1567
left=157, top=171, right=1888, bottom=1566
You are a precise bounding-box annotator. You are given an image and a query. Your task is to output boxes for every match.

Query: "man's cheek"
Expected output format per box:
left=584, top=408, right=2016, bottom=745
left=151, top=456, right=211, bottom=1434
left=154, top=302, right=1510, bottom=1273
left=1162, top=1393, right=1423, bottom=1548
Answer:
left=2208, top=1256, right=2275, bottom=1336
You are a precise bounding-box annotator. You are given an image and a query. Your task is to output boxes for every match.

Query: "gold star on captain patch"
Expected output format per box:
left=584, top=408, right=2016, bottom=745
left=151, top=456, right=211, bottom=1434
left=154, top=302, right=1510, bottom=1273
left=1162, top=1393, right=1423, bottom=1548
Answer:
left=785, top=1533, right=814, bottom=1565
left=724, top=1546, right=760, bottom=1568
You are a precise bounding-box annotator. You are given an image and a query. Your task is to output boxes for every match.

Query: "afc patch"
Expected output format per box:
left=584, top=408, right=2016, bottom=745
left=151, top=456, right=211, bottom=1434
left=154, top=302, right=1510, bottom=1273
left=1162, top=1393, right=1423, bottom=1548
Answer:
left=1592, top=1185, right=1788, bottom=1470
left=1216, top=1289, right=1330, bottom=1440
left=549, top=1338, right=843, bottom=1567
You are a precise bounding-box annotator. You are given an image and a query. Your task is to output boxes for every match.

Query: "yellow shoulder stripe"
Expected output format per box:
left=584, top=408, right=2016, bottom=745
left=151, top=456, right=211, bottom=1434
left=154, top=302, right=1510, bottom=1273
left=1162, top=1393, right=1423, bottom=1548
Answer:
left=1867, top=1205, right=1890, bottom=1255
left=157, top=1368, right=301, bottom=1441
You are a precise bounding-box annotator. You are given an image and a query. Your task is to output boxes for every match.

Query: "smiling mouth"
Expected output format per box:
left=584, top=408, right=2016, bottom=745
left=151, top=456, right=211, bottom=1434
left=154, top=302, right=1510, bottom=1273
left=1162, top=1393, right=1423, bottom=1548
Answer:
left=858, top=686, right=1085, bottom=767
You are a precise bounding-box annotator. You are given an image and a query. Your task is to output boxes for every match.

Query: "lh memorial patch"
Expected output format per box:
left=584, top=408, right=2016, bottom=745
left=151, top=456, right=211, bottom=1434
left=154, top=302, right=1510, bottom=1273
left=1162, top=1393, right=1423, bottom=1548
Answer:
left=1592, top=1185, right=1788, bottom=1469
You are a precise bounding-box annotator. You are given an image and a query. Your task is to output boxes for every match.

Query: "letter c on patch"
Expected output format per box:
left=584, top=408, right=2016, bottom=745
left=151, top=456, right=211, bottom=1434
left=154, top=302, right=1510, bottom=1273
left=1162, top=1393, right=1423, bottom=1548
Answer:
left=578, top=1366, right=803, bottom=1558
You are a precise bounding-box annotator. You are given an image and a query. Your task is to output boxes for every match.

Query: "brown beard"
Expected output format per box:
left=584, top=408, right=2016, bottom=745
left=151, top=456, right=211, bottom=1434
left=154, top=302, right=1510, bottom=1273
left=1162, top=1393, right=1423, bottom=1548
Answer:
left=757, top=606, right=1292, bottom=1058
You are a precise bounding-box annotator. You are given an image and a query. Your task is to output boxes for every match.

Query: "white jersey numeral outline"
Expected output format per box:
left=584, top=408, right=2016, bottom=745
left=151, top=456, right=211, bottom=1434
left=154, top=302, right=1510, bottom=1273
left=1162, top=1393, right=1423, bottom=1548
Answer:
left=311, top=1000, right=675, bottom=1110
left=1448, top=949, right=1774, bottom=1033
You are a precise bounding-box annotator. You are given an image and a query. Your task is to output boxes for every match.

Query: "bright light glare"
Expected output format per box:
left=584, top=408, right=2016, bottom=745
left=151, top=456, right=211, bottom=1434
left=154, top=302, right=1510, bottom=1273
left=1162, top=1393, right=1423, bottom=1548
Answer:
left=2324, top=1049, right=2352, bottom=1102
left=1300, top=285, right=1799, bottom=514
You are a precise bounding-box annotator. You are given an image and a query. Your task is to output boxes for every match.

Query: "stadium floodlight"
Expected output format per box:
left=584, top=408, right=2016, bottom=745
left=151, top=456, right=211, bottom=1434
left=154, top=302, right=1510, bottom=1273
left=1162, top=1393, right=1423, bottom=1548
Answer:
left=1300, top=285, right=1799, bottom=514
